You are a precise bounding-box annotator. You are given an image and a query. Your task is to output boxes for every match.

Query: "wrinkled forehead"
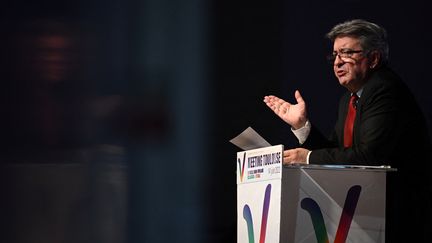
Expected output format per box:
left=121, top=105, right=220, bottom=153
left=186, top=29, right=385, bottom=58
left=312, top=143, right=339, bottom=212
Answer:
left=333, top=36, right=362, bottom=50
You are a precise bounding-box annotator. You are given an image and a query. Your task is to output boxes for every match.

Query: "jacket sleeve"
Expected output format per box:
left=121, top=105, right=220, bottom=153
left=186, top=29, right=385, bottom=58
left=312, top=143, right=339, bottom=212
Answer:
left=300, top=124, right=338, bottom=150
left=306, top=82, right=401, bottom=166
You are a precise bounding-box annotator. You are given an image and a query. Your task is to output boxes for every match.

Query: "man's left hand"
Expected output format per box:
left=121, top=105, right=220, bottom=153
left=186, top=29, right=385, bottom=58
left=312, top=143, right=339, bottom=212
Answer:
left=283, top=148, right=310, bottom=165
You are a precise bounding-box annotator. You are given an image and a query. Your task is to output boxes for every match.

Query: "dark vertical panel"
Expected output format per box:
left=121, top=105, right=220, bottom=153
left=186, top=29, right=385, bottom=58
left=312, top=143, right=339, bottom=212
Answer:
left=206, top=1, right=285, bottom=242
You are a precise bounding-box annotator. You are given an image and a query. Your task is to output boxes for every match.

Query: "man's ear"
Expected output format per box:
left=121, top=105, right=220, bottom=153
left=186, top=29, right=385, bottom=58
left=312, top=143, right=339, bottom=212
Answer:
left=368, top=50, right=381, bottom=69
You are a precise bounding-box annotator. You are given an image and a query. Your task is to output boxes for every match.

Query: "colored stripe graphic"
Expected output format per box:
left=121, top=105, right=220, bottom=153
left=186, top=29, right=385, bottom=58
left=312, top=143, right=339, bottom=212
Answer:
left=238, top=153, right=247, bottom=182
left=259, top=184, right=271, bottom=243
left=243, top=205, right=255, bottom=243
left=301, top=198, right=329, bottom=243
left=334, top=185, right=361, bottom=243
left=243, top=184, right=272, bottom=243
left=301, top=185, right=362, bottom=243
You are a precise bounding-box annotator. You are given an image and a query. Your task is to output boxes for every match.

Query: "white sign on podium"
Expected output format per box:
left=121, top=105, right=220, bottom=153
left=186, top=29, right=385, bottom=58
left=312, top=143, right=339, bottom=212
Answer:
left=237, top=145, right=283, bottom=243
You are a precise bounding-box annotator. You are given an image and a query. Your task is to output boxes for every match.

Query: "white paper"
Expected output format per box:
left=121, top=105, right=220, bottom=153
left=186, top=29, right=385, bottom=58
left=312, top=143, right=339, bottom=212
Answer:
left=229, top=127, right=272, bottom=150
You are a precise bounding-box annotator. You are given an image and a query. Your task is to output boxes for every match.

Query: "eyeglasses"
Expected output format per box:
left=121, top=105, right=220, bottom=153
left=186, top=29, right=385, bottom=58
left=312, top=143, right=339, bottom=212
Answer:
left=327, top=49, right=363, bottom=62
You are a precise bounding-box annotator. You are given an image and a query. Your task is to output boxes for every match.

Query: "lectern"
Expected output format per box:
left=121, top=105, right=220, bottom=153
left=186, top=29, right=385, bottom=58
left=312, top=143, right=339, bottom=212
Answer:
left=237, top=145, right=395, bottom=243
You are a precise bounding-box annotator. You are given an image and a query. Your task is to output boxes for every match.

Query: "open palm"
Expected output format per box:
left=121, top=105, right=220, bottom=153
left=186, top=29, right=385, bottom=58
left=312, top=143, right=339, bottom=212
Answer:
left=263, top=90, right=307, bottom=129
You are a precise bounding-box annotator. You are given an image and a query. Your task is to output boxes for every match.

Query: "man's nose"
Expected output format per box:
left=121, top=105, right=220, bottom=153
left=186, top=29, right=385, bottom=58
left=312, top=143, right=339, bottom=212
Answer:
left=334, top=54, right=344, bottom=66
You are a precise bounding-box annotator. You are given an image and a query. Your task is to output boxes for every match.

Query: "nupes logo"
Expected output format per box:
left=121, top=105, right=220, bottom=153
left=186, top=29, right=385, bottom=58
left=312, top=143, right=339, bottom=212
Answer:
left=301, top=185, right=362, bottom=243
left=241, top=184, right=361, bottom=243
left=242, top=184, right=271, bottom=243
left=238, top=152, right=247, bottom=182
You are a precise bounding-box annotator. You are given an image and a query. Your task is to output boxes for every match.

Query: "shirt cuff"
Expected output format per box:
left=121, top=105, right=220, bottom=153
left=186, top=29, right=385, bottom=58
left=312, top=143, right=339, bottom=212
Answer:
left=291, top=120, right=311, bottom=144
left=306, top=151, right=311, bottom=164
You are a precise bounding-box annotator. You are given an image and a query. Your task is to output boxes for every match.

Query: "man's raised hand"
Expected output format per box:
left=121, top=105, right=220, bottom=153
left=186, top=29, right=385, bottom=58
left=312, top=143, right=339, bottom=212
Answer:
left=263, top=90, right=307, bottom=129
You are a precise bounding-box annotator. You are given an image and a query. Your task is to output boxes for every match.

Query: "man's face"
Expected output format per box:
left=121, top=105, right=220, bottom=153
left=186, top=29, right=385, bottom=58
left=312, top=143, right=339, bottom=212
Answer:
left=332, top=36, right=370, bottom=92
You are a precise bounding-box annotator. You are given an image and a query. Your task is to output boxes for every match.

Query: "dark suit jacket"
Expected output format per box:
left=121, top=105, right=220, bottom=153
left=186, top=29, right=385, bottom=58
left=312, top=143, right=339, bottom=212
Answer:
left=300, top=66, right=432, bottom=242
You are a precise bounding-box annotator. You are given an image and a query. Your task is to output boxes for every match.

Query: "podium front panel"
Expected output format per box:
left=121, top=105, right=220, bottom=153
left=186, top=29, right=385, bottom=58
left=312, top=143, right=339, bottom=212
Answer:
left=236, top=145, right=283, bottom=243
left=280, top=166, right=387, bottom=243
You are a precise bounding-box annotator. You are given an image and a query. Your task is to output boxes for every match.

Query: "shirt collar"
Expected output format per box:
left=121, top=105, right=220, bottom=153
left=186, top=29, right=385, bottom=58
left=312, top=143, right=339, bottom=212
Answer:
left=355, top=88, right=363, bottom=98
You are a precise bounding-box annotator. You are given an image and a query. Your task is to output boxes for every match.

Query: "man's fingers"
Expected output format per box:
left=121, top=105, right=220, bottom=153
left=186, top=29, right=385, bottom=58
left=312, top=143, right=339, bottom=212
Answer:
left=283, top=150, right=294, bottom=164
left=295, top=90, right=305, bottom=104
left=264, top=95, right=279, bottom=103
left=264, top=95, right=292, bottom=114
left=263, top=97, right=278, bottom=110
left=283, top=148, right=309, bottom=164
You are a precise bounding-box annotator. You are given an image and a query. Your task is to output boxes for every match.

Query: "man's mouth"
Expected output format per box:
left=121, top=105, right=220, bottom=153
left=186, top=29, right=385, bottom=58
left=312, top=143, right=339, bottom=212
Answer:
left=336, top=70, right=347, bottom=77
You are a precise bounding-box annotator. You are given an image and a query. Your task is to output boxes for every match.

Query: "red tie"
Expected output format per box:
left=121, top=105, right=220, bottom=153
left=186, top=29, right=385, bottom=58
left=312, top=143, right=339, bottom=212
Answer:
left=344, top=94, right=358, bottom=148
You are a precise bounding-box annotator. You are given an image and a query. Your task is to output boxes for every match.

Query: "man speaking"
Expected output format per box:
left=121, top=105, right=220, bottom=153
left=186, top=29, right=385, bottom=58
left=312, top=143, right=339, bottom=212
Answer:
left=264, top=19, right=432, bottom=243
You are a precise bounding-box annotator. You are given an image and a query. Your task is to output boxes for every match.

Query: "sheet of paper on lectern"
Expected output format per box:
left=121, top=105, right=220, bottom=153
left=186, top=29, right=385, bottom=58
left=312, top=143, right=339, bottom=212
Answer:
left=229, top=127, right=272, bottom=150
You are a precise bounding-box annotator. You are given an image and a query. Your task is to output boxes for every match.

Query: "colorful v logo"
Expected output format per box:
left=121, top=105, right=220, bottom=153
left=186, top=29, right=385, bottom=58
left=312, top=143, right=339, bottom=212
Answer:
left=242, top=184, right=271, bottom=243
left=238, top=152, right=247, bottom=182
left=301, top=185, right=362, bottom=243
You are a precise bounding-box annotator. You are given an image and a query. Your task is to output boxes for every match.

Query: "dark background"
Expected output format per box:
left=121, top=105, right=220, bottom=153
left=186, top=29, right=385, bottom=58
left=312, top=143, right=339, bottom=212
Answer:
left=1, top=0, right=431, bottom=242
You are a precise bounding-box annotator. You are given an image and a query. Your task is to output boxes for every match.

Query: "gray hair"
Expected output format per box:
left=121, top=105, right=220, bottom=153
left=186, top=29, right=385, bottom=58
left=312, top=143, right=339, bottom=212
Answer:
left=326, top=19, right=389, bottom=64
